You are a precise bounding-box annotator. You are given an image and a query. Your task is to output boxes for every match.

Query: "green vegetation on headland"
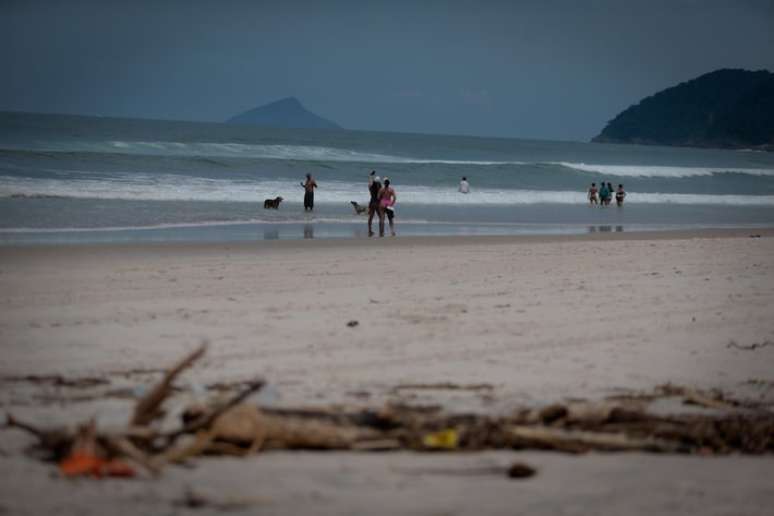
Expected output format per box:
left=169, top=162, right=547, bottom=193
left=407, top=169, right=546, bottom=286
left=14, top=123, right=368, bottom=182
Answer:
left=593, top=69, right=774, bottom=151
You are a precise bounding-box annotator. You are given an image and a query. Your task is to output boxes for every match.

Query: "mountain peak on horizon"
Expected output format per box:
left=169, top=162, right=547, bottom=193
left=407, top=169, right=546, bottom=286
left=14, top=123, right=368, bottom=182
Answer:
left=227, top=97, right=341, bottom=130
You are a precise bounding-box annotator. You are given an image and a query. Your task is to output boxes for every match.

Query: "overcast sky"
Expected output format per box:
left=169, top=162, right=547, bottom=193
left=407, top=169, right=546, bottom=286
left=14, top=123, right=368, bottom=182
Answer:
left=2, top=0, right=773, bottom=141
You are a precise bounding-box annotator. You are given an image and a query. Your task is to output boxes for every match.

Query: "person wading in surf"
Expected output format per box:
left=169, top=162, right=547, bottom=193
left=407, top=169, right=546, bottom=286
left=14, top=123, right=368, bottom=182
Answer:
left=378, top=178, right=397, bottom=237
left=367, top=175, right=382, bottom=237
left=301, top=173, right=317, bottom=212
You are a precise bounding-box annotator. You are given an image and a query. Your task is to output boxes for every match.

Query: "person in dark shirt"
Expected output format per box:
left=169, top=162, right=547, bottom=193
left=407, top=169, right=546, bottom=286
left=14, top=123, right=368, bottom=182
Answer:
left=615, top=184, right=627, bottom=206
left=367, top=175, right=382, bottom=237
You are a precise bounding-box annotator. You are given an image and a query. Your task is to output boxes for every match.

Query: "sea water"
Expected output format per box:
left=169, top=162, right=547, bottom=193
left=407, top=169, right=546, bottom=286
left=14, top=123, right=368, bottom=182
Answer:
left=2, top=111, right=774, bottom=244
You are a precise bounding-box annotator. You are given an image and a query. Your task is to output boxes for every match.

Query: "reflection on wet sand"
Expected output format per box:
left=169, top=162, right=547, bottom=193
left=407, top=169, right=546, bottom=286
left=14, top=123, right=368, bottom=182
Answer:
left=263, top=228, right=280, bottom=240
left=588, top=225, right=624, bottom=233
left=304, top=224, right=314, bottom=239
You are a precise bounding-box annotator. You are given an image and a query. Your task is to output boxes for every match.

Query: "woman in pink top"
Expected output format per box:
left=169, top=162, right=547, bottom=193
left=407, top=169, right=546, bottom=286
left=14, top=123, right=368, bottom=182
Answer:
left=378, top=178, right=397, bottom=237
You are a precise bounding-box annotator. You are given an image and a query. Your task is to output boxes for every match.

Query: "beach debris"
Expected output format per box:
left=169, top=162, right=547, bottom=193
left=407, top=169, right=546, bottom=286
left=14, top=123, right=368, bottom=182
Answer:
left=727, top=340, right=773, bottom=351
left=0, top=374, right=109, bottom=388
left=57, top=420, right=136, bottom=478
left=507, top=462, right=537, bottom=479
left=131, top=344, right=207, bottom=427
left=346, top=320, right=359, bottom=328
left=392, top=382, right=494, bottom=393
left=3, top=347, right=774, bottom=481
left=173, top=486, right=259, bottom=511
left=175, top=487, right=212, bottom=509
left=422, top=429, right=460, bottom=450
left=506, top=425, right=677, bottom=454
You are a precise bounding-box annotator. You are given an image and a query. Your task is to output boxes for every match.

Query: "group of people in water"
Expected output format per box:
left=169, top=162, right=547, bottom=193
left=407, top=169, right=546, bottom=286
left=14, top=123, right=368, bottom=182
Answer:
left=367, top=170, right=396, bottom=237
left=298, top=171, right=397, bottom=237
left=294, top=174, right=627, bottom=238
left=588, top=182, right=626, bottom=206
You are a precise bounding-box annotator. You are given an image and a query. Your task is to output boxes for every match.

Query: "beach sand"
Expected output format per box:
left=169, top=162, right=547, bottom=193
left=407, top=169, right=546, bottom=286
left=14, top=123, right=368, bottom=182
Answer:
left=1, top=228, right=773, bottom=515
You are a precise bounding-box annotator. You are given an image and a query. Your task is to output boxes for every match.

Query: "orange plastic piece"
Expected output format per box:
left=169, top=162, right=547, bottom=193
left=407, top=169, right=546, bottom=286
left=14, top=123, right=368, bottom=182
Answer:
left=59, top=452, right=135, bottom=478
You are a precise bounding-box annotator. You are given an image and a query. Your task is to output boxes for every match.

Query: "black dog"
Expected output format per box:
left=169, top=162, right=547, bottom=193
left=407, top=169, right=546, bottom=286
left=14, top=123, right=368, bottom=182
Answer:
left=264, top=196, right=283, bottom=209
left=350, top=201, right=367, bottom=214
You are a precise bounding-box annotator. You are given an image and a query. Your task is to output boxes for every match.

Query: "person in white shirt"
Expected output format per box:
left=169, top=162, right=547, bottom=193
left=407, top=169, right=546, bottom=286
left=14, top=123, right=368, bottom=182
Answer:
left=459, top=176, right=470, bottom=194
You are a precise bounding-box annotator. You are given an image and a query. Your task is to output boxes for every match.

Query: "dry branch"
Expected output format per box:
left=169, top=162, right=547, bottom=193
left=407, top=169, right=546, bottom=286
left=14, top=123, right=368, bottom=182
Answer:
left=130, top=344, right=206, bottom=427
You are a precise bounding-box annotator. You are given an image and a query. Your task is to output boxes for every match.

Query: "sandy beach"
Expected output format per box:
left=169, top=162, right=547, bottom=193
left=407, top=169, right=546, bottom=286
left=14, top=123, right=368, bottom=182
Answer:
left=1, top=228, right=774, bottom=515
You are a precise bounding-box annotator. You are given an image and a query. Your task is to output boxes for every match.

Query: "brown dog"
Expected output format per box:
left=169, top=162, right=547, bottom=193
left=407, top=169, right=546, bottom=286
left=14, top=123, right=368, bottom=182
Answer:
left=350, top=201, right=367, bottom=214
left=264, top=196, right=283, bottom=209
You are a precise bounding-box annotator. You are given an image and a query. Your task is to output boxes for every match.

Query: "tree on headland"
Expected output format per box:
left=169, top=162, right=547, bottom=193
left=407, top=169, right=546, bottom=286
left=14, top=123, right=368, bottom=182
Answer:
left=593, top=69, right=774, bottom=151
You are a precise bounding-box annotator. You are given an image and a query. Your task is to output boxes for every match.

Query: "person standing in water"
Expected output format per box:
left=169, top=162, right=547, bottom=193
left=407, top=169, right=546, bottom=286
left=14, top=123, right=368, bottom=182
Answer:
left=615, top=184, right=626, bottom=206
left=301, top=173, right=317, bottom=212
left=367, top=175, right=382, bottom=237
left=588, top=183, right=599, bottom=205
left=378, top=178, right=397, bottom=237
left=598, top=181, right=610, bottom=206
left=459, top=176, right=470, bottom=194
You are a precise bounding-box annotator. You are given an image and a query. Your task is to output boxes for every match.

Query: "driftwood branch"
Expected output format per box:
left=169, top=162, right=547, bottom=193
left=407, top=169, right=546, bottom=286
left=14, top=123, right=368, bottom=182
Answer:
left=506, top=425, right=680, bottom=453
left=163, top=379, right=265, bottom=444
left=106, top=437, right=162, bottom=475
left=130, top=344, right=207, bottom=427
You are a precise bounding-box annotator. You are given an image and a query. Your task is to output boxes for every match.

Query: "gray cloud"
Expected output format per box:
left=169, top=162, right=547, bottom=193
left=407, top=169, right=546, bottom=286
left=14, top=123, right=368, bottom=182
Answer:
left=1, top=0, right=773, bottom=140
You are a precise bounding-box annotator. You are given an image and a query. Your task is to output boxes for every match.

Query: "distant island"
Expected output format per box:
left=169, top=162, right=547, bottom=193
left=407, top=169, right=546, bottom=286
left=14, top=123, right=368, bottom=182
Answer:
left=593, top=69, right=774, bottom=151
left=226, top=97, right=341, bottom=130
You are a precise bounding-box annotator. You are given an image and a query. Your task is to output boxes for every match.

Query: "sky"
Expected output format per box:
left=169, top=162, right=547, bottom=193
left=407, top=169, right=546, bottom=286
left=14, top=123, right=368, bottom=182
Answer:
left=1, top=0, right=773, bottom=141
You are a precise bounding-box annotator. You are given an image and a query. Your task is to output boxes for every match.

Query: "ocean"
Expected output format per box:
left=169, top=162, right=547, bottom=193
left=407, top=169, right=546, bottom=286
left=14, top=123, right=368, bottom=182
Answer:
left=2, top=111, right=774, bottom=244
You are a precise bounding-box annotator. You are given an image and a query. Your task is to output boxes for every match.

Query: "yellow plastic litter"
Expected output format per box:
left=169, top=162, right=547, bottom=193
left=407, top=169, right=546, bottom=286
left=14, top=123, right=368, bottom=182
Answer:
left=422, top=428, right=459, bottom=449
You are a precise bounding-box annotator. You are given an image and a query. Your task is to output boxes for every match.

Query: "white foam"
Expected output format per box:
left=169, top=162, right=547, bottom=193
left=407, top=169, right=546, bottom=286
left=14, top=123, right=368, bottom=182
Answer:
left=6, top=142, right=774, bottom=176
left=555, top=162, right=774, bottom=177
left=1, top=140, right=525, bottom=165
left=3, top=175, right=774, bottom=206
left=104, top=141, right=530, bottom=164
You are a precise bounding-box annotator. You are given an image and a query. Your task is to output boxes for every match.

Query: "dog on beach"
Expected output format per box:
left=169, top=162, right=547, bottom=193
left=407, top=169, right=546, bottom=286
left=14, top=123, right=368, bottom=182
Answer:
left=264, top=196, right=283, bottom=209
left=350, top=201, right=367, bottom=215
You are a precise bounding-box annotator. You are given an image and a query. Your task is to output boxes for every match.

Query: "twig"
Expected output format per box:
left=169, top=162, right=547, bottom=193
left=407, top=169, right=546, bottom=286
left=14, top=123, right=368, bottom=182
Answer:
left=392, top=383, right=494, bottom=392
left=106, top=437, right=162, bottom=475
left=727, top=340, right=773, bottom=351
left=5, top=413, right=46, bottom=438
left=506, top=425, right=679, bottom=453
left=130, top=344, right=207, bottom=427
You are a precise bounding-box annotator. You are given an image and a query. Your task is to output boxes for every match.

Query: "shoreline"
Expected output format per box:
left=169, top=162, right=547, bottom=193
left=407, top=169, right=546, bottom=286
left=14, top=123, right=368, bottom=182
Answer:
left=1, top=225, right=773, bottom=254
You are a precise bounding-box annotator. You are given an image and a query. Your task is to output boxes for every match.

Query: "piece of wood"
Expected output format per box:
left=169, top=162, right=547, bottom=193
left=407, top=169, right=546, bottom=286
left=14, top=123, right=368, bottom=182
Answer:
left=506, top=425, right=679, bottom=453
left=163, top=379, right=265, bottom=444
left=130, top=344, right=207, bottom=427
left=106, top=437, right=162, bottom=475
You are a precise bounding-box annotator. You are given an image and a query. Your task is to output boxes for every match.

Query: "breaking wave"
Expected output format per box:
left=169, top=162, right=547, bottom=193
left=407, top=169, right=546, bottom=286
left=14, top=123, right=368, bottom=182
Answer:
left=554, top=162, right=774, bottom=178
left=3, top=175, right=774, bottom=206
left=4, top=142, right=774, bottom=178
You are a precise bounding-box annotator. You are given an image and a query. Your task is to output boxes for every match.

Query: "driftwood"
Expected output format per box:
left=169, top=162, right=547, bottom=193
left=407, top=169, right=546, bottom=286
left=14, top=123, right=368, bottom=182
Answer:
left=4, top=346, right=774, bottom=479
left=0, top=374, right=109, bottom=388
left=727, top=340, right=774, bottom=351
left=505, top=425, right=679, bottom=453
left=131, top=344, right=206, bottom=427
